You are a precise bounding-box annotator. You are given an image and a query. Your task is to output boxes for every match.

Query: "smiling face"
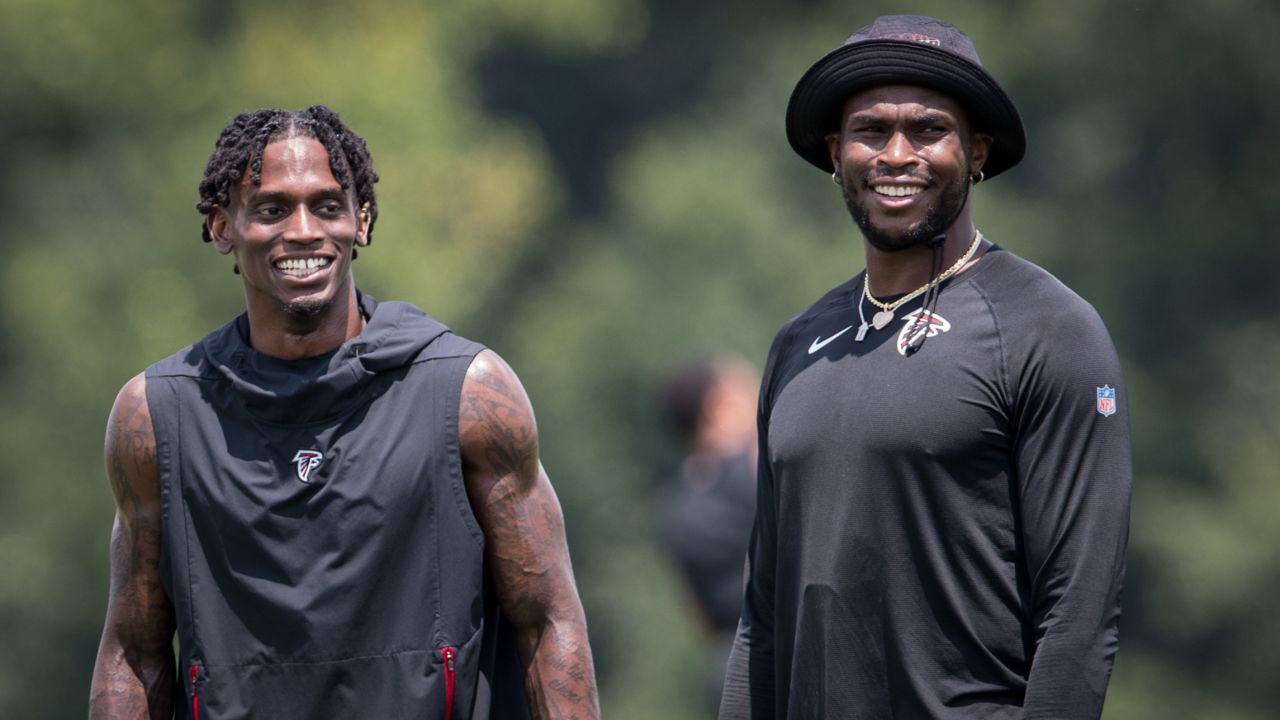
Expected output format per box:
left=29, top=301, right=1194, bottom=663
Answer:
left=207, top=135, right=370, bottom=321
left=827, top=85, right=990, bottom=252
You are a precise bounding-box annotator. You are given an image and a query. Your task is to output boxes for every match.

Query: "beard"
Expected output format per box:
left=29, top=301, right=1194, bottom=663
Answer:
left=842, top=163, right=971, bottom=253
left=282, top=297, right=330, bottom=318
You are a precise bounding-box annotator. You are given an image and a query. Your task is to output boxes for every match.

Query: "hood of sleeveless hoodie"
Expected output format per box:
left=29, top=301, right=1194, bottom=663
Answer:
left=198, top=292, right=449, bottom=425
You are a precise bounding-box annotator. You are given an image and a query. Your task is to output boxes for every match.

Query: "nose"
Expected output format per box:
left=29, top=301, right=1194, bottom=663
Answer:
left=283, top=206, right=323, bottom=244
left=880, top=130, right=917, bottom=170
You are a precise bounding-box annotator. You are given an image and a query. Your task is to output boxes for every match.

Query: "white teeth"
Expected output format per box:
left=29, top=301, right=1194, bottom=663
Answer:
left=274, top=257, right=332, bottom=276
left=873, top=185, right=923, bottom=197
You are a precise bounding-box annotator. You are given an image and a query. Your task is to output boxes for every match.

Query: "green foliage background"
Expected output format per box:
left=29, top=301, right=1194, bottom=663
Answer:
left=1, top=0, right=1276, bottom=717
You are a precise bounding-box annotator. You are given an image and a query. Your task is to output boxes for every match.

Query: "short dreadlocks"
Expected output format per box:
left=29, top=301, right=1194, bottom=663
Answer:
left=196, top=105, right=379, bottom=247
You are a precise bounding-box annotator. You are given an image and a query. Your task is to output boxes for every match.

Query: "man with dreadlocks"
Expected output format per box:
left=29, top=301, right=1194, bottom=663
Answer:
left=90, top=105, right=600, bottom=719
left=720, top=16, right=1131, bottom=719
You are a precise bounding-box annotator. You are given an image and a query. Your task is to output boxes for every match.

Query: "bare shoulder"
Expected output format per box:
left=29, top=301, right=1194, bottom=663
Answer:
left=458, top=349, right=539, bottom=482
left=110, top=373, right=150, bottom=418
left=105, top=373, right=160, bottom=515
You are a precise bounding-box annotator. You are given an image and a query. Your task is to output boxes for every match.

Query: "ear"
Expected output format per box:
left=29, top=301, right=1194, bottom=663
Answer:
left=969, top=132, right=994, bottom=176
left=355, top=203, right=372, bottom=247
left=206, top=206, right=235, bottom=255
left=825, top=131, right=842, bottom=174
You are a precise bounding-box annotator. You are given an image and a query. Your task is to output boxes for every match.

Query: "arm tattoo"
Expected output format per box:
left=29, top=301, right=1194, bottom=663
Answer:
left=460, top=352, right=600, bottom=719
left=459, top=361, right=539, bottom=479
left=90, top=376, right=177, bottom=719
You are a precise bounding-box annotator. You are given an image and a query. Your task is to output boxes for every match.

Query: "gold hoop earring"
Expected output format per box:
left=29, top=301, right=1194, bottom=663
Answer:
left=972, top=170, right=984, bottom=185
left=832, top=170, right=843, bottom=186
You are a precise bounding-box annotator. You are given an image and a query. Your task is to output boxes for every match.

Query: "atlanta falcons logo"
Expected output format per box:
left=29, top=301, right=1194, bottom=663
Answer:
left=291, top=449, right=323, bottom=484
left=897, top=308, right=952, bottom=355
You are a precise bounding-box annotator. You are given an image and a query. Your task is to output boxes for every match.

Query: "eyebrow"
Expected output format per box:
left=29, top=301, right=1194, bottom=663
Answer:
left=846, top=111, right=956, bottom=126
left=245, top=187, right=348, bottom=204
left=913, top=112, right=955, bottom=126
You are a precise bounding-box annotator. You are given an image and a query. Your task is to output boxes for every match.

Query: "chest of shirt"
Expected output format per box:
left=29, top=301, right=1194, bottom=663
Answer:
left=768, top=287, right=1014, bottom=475
left=169, top=365, right=459, bottom=542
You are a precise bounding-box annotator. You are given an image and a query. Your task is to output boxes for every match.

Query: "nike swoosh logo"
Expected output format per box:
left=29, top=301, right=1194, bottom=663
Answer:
left=808, top=325, right=853, bottom=354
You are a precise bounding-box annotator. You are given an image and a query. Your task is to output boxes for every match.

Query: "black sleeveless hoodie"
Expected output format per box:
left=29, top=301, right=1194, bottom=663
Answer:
left=145, top=293, right=527, bottom=719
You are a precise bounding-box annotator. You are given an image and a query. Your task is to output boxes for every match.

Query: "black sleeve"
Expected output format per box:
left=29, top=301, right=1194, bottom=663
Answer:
left=1008, top=300, right=1132, bottom=718
left=719, top=324, right=791, bottom=720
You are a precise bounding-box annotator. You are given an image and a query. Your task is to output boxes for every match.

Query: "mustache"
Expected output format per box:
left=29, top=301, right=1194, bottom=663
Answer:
left=862, top=170, right=934, bottom=185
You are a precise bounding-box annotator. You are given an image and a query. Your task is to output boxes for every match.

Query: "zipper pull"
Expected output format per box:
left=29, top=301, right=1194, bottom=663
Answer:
left=441, top=646, right=456, bottom=720
left=190, top=664, right=201, bottom=720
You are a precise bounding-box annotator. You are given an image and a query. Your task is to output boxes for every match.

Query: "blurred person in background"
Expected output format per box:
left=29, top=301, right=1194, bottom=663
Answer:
left=658, top=356, right=759, bottom=709
left=721, top=15, right=1131, bottom=719
left=89, top=105, right=598, bottom=719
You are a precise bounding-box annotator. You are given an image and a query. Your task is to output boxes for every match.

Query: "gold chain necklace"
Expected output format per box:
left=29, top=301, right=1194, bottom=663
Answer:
left=862, top=230, right=983, bottom=331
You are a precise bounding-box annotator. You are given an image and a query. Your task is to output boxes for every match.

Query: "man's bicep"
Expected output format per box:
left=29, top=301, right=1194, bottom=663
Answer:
left=105, top=376, right=160, bottom=522
left=459, top=351, right=574, bottom=626
left=92, top=375, right=176, bottom=717
left=102, top=374, right=174, bottom=634
left=459, top=350, right=539, bottom=482
left=1014, top=312, right=1131, bottom=587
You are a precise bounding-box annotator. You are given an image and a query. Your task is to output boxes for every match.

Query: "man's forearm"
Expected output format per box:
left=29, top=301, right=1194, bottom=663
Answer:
left=521, top=617, right=600, bottom=720
left=719, top=618, right=775, bottom=720
left=1020, top=623, right=1119, bottom=719
left=90, top=643, right=176, bottom=719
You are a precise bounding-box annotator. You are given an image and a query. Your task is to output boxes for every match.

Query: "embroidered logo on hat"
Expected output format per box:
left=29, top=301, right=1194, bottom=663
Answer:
left=878, top=32, right=941, bottom=46
left=292, top=449, right=323, bottom=483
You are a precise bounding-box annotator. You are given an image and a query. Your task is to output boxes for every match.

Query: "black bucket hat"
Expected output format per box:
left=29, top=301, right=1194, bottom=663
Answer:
left=786, top=15, right=1026, bottom=179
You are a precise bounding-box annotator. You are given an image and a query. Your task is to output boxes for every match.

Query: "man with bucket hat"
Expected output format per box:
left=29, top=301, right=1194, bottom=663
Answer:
left=720, top=15, right=1131, bottom=719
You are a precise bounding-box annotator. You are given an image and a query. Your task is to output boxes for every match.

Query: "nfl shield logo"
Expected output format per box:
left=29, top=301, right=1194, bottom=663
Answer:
left=1096, top=385, right=1117, bottom=417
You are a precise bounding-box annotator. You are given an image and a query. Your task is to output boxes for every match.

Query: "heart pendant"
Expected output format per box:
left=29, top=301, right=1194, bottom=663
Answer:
left=872, top=311, right=894, bottom=330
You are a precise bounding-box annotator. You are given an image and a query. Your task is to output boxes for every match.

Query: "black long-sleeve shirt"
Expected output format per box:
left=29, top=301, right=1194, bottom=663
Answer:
left=720, top=248, right=1131, bottom=719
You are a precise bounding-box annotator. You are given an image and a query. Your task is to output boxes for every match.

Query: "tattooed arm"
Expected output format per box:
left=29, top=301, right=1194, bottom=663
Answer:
left=90, top=374, right=177, bottom=719
left=459, top=350, right=601, bottom=719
